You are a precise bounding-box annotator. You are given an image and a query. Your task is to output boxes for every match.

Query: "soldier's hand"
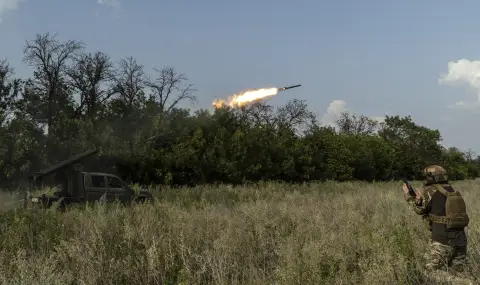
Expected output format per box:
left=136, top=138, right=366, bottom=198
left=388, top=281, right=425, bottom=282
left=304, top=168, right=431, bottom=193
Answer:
left=415, top=189, right=421, bottom=200
left=402, top=183, right=409, bottom=194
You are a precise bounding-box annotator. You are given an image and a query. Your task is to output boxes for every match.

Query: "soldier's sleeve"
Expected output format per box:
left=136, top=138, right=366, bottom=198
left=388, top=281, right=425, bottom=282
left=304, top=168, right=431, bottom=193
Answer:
left=404, top=188, right=431, bottom=216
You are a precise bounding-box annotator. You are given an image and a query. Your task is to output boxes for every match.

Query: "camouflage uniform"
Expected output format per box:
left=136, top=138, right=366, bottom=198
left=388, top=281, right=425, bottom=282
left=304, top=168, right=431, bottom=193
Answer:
left=404, top=165, right=469, bottom=275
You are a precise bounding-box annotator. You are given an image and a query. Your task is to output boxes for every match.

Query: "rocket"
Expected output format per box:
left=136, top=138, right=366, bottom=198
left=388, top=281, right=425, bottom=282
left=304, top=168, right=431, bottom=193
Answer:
left=278, top=84, right=302, bottom=91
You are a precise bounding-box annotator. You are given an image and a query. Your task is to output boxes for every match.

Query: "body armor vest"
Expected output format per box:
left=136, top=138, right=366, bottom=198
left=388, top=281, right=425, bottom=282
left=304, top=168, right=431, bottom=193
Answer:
left=428, top=184, right=469, bottom=229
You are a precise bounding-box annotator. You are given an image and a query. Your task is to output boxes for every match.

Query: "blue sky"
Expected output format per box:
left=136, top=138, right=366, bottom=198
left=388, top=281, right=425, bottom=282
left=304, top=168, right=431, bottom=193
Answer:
left=1, top=0, right=480, bottom=152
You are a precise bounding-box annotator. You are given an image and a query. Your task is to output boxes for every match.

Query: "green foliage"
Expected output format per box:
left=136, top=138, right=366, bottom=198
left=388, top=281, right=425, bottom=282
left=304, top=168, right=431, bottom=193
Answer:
left=0, top=33, right=479, bottom=188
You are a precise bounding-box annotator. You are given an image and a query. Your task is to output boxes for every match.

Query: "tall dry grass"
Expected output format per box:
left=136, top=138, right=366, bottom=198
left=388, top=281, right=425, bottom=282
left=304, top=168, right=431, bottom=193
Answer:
left=0, top=180, right=478, bottom=285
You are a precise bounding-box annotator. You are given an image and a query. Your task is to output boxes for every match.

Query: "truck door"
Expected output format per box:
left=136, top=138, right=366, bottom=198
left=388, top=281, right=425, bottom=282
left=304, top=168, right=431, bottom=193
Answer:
left=84, top=174, right=107, bottom=202
left=106, top=175, right=131, bottom=203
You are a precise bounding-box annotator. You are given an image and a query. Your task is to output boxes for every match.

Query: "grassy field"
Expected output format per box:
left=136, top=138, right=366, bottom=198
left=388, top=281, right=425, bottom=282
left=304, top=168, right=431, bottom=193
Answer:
left=0, top=180, right=478, bottom=285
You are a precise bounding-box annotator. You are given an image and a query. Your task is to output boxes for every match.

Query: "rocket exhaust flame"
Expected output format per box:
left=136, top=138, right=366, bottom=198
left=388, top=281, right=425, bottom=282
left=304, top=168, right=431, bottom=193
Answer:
left=212, top=87, right=278, bottom=108
left=212, top=84, right=301, bottom=109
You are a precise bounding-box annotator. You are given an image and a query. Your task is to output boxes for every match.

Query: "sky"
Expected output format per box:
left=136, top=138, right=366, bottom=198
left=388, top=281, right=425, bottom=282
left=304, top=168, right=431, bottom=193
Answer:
left=1, top=0, right=480, bottom=153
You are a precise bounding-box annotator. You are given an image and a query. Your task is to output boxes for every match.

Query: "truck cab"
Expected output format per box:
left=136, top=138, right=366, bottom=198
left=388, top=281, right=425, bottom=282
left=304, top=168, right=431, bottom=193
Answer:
left=83, top=172, right=144, bottom=204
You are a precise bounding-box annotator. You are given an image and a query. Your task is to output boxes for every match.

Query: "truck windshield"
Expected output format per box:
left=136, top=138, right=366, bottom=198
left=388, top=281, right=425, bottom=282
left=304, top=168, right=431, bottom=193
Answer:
left=107, top=176, right=124, bottom=188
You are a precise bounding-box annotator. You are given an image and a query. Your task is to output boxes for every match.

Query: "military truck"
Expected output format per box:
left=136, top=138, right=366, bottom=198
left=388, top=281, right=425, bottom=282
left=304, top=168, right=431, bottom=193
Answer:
left=25, top=148, right=153, bottom=210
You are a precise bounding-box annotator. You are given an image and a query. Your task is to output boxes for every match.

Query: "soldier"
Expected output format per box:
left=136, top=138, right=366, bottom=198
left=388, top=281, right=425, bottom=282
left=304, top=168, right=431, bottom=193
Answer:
left=402, top=165, right=469, bottom=276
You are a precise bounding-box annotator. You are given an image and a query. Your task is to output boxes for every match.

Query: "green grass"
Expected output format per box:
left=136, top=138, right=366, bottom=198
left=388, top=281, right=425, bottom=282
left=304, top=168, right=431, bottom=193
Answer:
left=0, top=180, right=478, bottom=284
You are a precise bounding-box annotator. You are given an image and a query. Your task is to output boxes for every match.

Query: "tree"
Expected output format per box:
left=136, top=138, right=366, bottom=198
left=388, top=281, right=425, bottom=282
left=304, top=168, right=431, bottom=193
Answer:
left=379, top=115, right=442, bottom=179
left=275, top=99, right=317, bottom=132
left=110, top=56, right=146, bottom=113
left=441, top=147, right=469, bottom=180
left=1, top=32, right=478, bottom=188
left=0, top=59, right=21, bottom=126
left=336, top=112, right=379, bottom=135
left=145, top=66, right=196, bottom=114
left=22, top=32, right=84, bottom=135
left=241, top=101, right=275, bottom=127
left=65, top=51, right=114, bottom=119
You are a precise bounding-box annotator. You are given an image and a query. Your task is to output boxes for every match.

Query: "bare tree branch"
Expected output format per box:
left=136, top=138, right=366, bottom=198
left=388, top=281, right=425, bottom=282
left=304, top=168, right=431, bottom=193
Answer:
left=65, top=51, right=114, bottom=118
left=145, top=66, right=197, bottom=114
left=336, top=112, right=379, bottom=135
left=22, top=32, right=84, bottom=132
left=110, top=56, right=146, bottom=109
left=275, top=99, right=316, bottom=130
left=241, top=101, right=275, bottom=126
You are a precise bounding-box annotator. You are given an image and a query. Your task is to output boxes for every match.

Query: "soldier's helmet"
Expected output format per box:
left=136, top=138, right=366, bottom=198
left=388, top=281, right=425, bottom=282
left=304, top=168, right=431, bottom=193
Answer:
left=423, top=165, right=448, bottom=183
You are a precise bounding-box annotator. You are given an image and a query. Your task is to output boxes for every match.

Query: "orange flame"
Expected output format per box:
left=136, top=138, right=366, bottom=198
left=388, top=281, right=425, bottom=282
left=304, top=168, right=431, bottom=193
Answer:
left=213, top=87, right=279, bottom=108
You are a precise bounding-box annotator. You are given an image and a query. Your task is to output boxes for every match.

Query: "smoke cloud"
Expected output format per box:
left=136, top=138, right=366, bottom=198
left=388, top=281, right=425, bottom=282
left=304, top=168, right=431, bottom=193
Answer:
left=321, top=100, right=385, bottom=128
left=0, top=0, right=24, bottom=23
left=438, top=59, right=480, bottom=108
left=97, top=0, right=120, bottom=8
left=0, top=0, right=120, bottom=23
left=321, top=100, right=347, bottom=127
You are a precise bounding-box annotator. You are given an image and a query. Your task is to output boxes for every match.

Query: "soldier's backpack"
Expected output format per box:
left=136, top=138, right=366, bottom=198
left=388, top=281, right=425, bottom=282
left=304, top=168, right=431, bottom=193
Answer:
left=429, top=184, right=469, bottom=229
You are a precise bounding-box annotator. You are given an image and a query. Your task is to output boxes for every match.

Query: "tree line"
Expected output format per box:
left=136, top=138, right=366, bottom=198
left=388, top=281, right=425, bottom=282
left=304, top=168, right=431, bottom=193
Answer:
left=0, top=32, right=478, bottom=189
